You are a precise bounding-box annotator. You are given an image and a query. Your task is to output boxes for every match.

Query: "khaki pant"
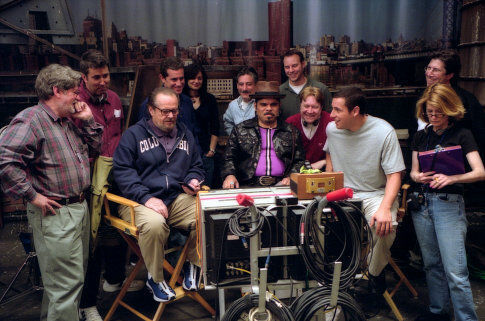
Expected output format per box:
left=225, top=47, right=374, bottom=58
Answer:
left=89, top=156, right=113, bottom=242
left=362, top=195, right=398, bottom=276
left=27, top=201, right=90, bottom=321
left=119, top=193, right=199, bottom=283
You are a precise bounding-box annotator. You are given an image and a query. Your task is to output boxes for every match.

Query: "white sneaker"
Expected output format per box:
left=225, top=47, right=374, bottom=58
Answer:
left=79, top=306, right=102, bottom=321
left=102, top=278, right=145, bottom=292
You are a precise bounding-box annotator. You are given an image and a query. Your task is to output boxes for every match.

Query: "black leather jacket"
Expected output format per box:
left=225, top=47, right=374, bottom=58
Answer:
left=221, top=117, right=305, bottom=183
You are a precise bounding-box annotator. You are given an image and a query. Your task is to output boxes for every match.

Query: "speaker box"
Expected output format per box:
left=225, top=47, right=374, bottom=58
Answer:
left=202, top=208, right=286, bottom=285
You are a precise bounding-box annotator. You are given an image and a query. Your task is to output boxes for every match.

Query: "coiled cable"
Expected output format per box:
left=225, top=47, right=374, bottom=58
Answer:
left=228, top=207, right=265, bottom=238
left=300, top=200, right=372, bottom=289
left=290, top=287, right=366, bottom=321
left=222, top=293, right=294, bottom=321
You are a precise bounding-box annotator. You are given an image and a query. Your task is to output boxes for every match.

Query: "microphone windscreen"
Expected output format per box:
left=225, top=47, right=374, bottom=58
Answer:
left=236, top=194, right=255, bottom=207
left=326, top=188, right=353, bottom=202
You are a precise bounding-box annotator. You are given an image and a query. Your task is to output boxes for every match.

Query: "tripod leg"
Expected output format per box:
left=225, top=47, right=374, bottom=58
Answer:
left=0, top=253, right=34, bottom=304
left=26, top=253, right=42, bottom=288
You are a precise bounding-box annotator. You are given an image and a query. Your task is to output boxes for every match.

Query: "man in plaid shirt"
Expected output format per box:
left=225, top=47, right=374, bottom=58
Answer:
left=0, top=64, right=103, bottom=321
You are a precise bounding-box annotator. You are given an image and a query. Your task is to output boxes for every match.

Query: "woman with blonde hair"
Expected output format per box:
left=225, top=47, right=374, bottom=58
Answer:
left=410, top=83, right=485, bottom=321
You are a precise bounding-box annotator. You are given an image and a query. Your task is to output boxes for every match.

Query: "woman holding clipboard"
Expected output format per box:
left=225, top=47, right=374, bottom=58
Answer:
left=410, top=83, right=485, bottom=321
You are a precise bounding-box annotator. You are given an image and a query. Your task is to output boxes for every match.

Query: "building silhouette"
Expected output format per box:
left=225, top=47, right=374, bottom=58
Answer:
left=268, top=0, right=293, bottom=55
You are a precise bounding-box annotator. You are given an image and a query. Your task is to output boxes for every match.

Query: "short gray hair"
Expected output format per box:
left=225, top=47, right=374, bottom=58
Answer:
left=148, top=87, right=180, bottom=109
left=35, top=64, right=82, bottom=101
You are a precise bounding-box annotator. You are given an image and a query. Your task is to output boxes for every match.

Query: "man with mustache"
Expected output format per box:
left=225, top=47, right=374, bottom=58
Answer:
left=222, top=81, right=305, bottom=188
left=0, top=64, right=103, bottom=320
left=223, top=66, right=258, bottom=135
left=279, top=49, right=332, bottom=120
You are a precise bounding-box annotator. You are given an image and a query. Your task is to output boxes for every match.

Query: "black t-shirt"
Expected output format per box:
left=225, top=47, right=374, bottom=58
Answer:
left=411, top=125, right=478, bottom=194
left=193, top=93, right=220, bottom=153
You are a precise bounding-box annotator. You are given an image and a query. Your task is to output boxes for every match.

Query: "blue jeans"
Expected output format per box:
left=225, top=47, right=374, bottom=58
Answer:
left=411, top=192, right=477, bottom=321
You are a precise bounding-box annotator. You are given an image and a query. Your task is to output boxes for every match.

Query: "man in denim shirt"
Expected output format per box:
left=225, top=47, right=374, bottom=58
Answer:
left=223, top=66, right=258, bottom=135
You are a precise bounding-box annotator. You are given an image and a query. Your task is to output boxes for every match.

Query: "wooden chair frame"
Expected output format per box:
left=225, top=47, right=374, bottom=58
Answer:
left=383, top=183, right=419, bottom=321
left=360, top=184, right=418, bottom=321
left=102, top=192, right=215, bottom=321
left=391, top=184, right=418, bottom=298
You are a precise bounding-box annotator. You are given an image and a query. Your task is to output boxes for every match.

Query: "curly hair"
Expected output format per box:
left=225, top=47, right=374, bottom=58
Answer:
left=35, top=64, right=81, bottom=101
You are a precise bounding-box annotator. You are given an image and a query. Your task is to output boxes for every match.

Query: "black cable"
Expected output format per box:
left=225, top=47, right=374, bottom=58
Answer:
left=227, top=206, right=273, bottom=267
left=228, top=207, right=264, bottom=238
left=290, top=287, right=366, bottom=321
left=222, top=294, right=294, bottom=321
left=214, top=213, right=261, bottom=287
left=300, top=200, right=373, bottom=289
left=217, top=200, right=371, bottom=319
left=261, top=212, right=273, bottom=267
left=261, top=207, right=304, bottom=255
left=340, top=200, right=374, bottom=281
left=215, top=205, right=273, bottom=309
left=215, top=218, right=231, bottom=287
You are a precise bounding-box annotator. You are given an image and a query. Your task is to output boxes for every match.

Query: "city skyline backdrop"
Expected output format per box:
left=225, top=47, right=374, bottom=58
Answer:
left=68, top=0, right=443, bottom=47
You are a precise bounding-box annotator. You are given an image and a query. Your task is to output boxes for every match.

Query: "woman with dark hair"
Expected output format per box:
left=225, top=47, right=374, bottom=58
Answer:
left=183, top=64, right=219, bottom=187
left=410, top=84, right=485, bottom=321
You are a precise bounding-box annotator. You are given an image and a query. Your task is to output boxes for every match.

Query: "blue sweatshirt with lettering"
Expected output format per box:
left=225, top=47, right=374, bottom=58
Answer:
left=113, top=118, right=204, bottom=206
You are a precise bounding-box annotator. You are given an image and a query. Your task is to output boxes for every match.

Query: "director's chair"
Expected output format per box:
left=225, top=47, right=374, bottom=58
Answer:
left=365, top=183, right=418, bottom=321
left=102, top=192, right=215, bottom=321
left=389, top=183, right=418, bottom=299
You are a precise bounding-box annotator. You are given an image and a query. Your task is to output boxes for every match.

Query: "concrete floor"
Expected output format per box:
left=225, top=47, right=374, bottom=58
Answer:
left=1, top=220, right=484, bottom=321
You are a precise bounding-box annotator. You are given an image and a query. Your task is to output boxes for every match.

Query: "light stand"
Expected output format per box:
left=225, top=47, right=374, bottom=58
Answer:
left=0, top=232, right=43, bottom=307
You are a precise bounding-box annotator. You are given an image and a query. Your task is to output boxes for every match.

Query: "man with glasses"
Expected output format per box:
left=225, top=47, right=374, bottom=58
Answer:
left=113, top=87, right=205, bottom=302
left=422, top=50, right=485, bottom=156
left=0, top=64, right=103, bottom=320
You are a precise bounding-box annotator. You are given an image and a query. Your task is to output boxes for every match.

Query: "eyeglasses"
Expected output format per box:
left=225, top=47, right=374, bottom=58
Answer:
left=424, top=66, right=444, bottom=74
left=154, top=107, right=179, bottom=116
left=425, top=111, right=445, bottom=118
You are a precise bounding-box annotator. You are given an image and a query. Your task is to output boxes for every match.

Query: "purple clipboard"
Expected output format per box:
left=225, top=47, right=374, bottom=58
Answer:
left=418, top=145, right=465, bottom=176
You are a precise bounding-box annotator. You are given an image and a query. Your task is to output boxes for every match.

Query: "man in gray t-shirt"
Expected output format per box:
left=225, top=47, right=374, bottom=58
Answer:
left=324, top=87, right=405, bottom=294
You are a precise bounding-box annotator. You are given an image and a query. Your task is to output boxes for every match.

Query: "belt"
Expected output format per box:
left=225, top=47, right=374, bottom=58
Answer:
left=247, top=176, right=282, bottom=186
left=50, top=191, right=87, bottom=205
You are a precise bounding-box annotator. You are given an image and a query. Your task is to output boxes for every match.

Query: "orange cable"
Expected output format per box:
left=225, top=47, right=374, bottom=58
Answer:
left=195, top=192, right=203, bottom=272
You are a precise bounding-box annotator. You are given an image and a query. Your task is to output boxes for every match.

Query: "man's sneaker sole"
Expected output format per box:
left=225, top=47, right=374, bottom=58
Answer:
left=145, top=280, right=176, bottom=302
left=182, top=262, right=200, bottom=291
left=182, top=283, right=197, bottom=291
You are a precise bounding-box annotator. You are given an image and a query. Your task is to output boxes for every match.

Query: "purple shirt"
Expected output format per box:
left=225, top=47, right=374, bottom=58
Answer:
left=148, top=119, right=178, bottom=155
left=255, top=128, right=285, bottom=176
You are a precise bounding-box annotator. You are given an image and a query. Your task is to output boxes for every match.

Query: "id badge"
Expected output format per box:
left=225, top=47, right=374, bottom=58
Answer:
left=114, top=109, right=121, bottom=118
